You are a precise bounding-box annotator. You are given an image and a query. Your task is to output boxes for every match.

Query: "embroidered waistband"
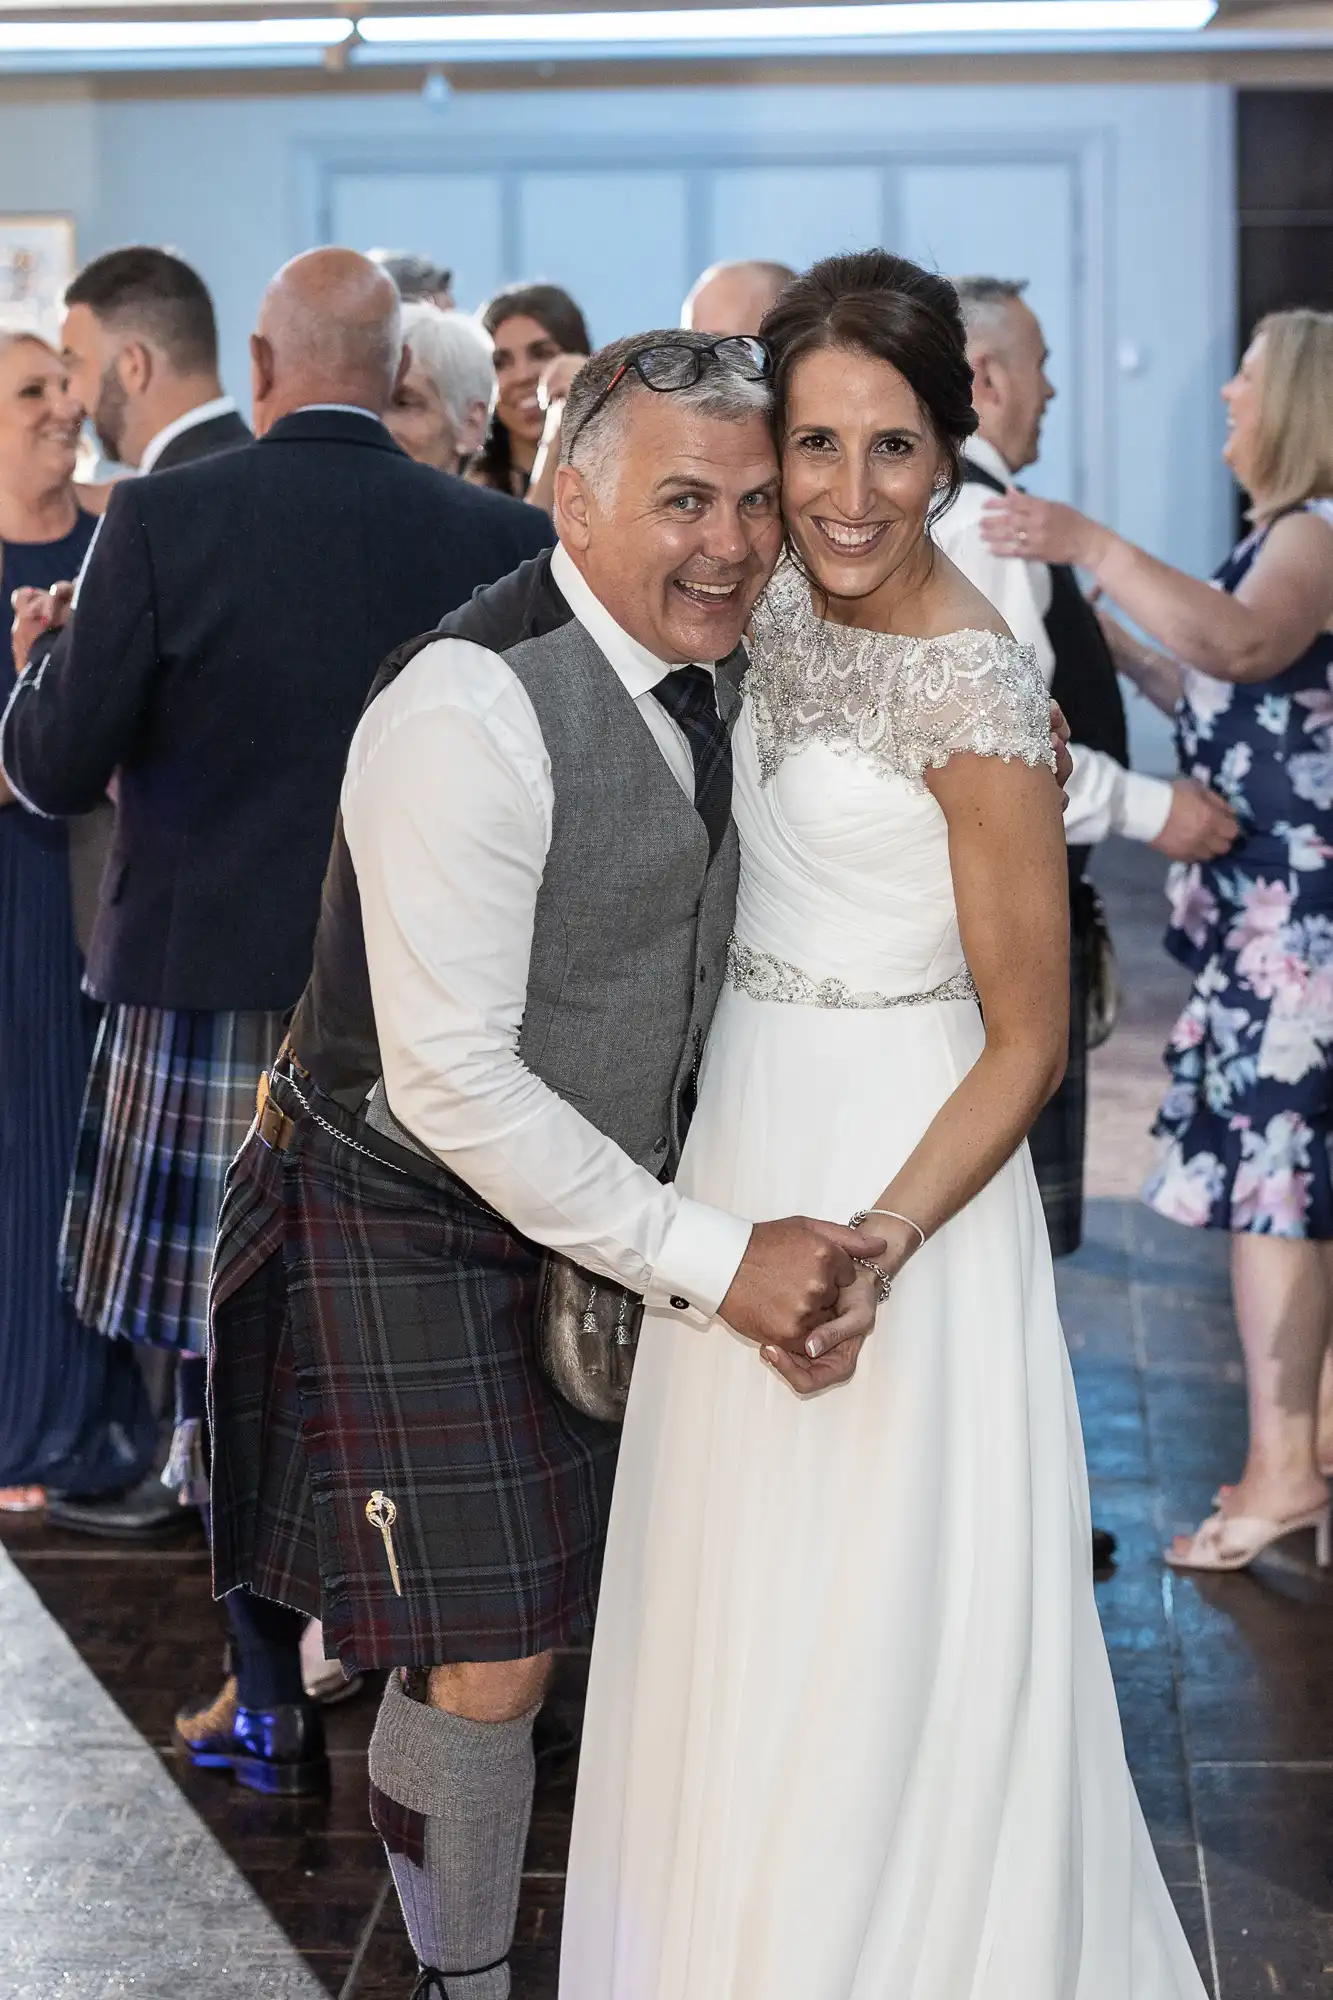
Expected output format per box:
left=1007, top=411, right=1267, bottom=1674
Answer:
left=725, top=936, right=978, bottom=1011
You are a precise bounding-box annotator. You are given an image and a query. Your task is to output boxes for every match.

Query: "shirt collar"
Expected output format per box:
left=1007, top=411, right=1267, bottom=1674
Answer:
left=293, top=402, right=386, bottom=425
left=139, top=395, right=238, bottom=474
left=963, top=434, right=1017, bottom=487
left=550, top=541, right=714, bottom=699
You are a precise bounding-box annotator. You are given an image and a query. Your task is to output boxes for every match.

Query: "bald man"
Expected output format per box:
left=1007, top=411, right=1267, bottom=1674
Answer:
left=681, top=257, right=796, bottom=337
left=1, top=246, right=552, bottom=1799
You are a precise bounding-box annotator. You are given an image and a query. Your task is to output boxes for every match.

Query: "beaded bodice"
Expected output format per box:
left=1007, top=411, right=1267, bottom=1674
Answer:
left=725, top=564, right=1055, bottom=1008
left=747, top=561, right=1053, bottom=789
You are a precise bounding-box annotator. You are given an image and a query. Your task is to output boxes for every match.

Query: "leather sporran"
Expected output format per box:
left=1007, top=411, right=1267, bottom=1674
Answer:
left=536, top=1253, right=643, bottom=1425
left=1078, top=880, right=1121, bottom=1051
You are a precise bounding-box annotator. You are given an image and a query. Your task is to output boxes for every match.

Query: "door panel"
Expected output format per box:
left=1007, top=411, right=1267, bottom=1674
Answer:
left=328, top=171, right=506, bottom=312
left=705, top=166, right=884, bottom=276
left=515, top=170, right=691, bottom=345
left=896, top=160, right=1077, bottom=502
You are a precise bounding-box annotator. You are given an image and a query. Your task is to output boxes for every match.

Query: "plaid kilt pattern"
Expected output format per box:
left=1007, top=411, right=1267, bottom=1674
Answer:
left=209, top=1065, right=620, bottom=1673
left=60, top=1003, right=286, bottom=1353
left=1027, top=887, right=1092, bottom=1260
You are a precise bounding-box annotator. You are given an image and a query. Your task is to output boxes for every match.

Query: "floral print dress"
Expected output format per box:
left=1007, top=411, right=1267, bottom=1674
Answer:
left=1145, top=498, right=1333, bottom=1236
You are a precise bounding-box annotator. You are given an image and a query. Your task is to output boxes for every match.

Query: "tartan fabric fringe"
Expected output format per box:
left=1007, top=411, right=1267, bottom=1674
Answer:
left=60, top=1002, right=285, bottom=1353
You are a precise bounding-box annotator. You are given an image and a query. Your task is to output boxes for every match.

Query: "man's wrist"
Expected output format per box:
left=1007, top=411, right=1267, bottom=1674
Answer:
left=644, top=1198, right=752, bottom=1328
left=1118, top=769, right=1174, bottom=845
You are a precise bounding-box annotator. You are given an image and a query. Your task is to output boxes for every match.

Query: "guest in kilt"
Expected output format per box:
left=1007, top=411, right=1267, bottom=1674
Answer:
left=1, top=246, right=552, bottom=1798
left=208, top=334, right=882, bottom=2000
left=5, top=248, right=252, bottom=1537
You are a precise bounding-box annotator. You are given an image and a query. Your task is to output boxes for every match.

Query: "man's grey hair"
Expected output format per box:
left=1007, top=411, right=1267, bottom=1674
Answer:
left=400, top=301, right=493, bottom=428
left=369, top=250, right=452, bottom=303
left=952, top=276, right=1029, bottom=349
left=560, top=328, right=772, bottom=495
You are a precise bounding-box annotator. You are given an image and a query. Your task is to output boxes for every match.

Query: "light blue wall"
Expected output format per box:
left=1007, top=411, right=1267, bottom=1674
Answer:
left=1, top=75, right=1234, bottom=770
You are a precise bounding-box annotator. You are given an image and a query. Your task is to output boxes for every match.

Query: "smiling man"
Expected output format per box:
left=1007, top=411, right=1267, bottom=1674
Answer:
left=208, top=328, right=884, bottom=2000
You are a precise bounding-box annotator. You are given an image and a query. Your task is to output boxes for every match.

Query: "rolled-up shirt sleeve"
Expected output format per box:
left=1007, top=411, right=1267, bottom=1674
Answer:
left=341, top=638, right=751, bottom=1323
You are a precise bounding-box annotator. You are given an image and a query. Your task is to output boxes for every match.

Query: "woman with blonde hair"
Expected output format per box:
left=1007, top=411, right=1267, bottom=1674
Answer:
left=0, top=331, right=154, bottom=1513
left=984, top=309, right=1333, bottom=1572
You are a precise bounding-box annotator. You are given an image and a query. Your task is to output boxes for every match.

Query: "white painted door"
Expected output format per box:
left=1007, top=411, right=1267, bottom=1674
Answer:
left=895, top=159, right=1078, bottom=503
left=327, top=170, right=507, bottom=314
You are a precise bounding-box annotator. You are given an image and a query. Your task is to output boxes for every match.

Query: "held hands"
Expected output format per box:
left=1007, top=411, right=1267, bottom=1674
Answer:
left=718, top=1213, right=932, bottom=1399
left=720, top=1214, right=887, bottom=1343
left=761, top=1266, right=878, bottom=1396
left=1151, top=776, right=1239, bottom=862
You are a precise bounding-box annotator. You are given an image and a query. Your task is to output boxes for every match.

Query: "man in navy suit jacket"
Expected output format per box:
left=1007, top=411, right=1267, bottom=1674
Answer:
left=0, top=249, right=551, bottom=1793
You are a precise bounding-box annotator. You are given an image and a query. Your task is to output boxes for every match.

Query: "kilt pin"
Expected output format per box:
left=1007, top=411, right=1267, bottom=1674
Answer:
left=209, top=1063, right=619, bottom=1673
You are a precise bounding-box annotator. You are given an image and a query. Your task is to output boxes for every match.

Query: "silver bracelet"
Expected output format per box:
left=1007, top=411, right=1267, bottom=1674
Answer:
left=850, top=1207, right=927, bottom=1250
left=852, top=1258, right=894, bottom=1304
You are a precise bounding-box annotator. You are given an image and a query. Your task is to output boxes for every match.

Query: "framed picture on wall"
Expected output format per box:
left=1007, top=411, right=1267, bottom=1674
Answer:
left=0, top=216, right=75, bottom=344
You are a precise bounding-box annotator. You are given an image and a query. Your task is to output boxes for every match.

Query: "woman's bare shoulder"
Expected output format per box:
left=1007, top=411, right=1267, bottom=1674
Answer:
left=921, top=546, right=1012, bottom=641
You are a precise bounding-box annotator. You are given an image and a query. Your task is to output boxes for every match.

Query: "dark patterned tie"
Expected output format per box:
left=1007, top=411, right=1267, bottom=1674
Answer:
left=652, top=665, right=732, bottom=860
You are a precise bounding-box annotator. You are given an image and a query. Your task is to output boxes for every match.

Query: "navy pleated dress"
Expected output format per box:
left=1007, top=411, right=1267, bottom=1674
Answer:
left=0, top=515, right=155, bottom=1493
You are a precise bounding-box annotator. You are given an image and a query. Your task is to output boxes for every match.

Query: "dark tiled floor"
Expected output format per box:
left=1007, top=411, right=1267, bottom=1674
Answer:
left=6, top=841, right=1333, bottom=1997
left=9, top=1200, right=1332, bottom=1999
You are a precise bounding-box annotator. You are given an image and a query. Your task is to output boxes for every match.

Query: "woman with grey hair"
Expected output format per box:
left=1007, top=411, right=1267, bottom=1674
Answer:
left=387, top=301, right=493, bottom=475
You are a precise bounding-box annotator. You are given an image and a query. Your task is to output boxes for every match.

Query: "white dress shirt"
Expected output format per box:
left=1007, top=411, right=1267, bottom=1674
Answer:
left=340, top=540, right=753, bottom=1325
left=932, top=436, right=1172, bottom=847
left=138, top=394, right=239, bottom=474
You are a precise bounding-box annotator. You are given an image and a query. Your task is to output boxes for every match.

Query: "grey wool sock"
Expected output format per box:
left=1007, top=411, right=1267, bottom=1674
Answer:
left=368, top=1669, right=538, bottom=2000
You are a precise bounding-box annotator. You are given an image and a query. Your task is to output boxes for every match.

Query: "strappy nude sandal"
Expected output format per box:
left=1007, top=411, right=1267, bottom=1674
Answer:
left=1166, top=1501, right=1332, bottom=1572
left=1214, top=1464, right=1333, bottom=1507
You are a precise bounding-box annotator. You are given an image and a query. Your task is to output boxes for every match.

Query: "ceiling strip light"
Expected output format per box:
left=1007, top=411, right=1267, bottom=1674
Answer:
left=357, top=1, right=1219, bottom=48
left=0, top=18, right=354, bottom=52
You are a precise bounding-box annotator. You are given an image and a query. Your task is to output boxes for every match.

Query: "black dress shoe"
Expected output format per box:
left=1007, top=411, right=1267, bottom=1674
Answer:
left=174, top=1677, right=329, bottom=1796
left=1092, top=1525, right=1118, bottom=1568
left=46, top=1471, right=194, bottom=1540
left=410, top=1962, right=506, bottom=1998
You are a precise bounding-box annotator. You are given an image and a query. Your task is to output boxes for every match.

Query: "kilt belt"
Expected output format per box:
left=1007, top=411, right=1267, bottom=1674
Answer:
left=208, top=1060, right=620, bottom=1673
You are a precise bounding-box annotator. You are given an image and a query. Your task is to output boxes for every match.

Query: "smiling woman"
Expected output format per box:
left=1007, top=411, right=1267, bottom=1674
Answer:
left=761, top=247, right=976, bottom=621
left=470, top=280, right=590, bottom=499
left=0, top=332, right=155, bottom=1514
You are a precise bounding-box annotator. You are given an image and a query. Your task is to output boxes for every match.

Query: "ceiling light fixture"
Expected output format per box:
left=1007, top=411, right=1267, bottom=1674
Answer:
left=357, top=1, right=1219, bottom=52
left=0, top=18, right=356, bottom=54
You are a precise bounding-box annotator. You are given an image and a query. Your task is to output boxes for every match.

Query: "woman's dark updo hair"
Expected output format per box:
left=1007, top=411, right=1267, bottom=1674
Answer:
left=760, top=250, right=977, bottom=521
left=472, top=281, right=592, bottom=495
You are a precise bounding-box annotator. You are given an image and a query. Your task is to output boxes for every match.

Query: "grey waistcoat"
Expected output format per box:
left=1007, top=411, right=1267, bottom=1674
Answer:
left=369, top=614, right=740, bottom=1179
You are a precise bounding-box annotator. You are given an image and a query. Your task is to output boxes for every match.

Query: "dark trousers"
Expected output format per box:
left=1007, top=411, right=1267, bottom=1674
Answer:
left=181, top=1350, right=307, bottom=1707
left=1028, top=877, right=1093, bottom=1261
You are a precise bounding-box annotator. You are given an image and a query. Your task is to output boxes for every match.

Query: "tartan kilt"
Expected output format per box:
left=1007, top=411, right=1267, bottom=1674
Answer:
left=60, top=1002, right=285, bottom=1352
left=1027, top=887, right=1092, bottom=1260
left=208, top=1065, right=620, bottom=1673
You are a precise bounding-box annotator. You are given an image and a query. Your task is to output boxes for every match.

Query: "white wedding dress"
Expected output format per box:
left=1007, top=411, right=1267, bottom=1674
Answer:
left=559, top=567, right=1207, bottom=2000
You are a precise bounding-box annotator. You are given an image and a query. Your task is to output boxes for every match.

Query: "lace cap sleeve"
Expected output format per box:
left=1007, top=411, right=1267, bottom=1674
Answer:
left=746, top=565, right=1055, bottom=787
left=895, top=630, right=1055, bottom=783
